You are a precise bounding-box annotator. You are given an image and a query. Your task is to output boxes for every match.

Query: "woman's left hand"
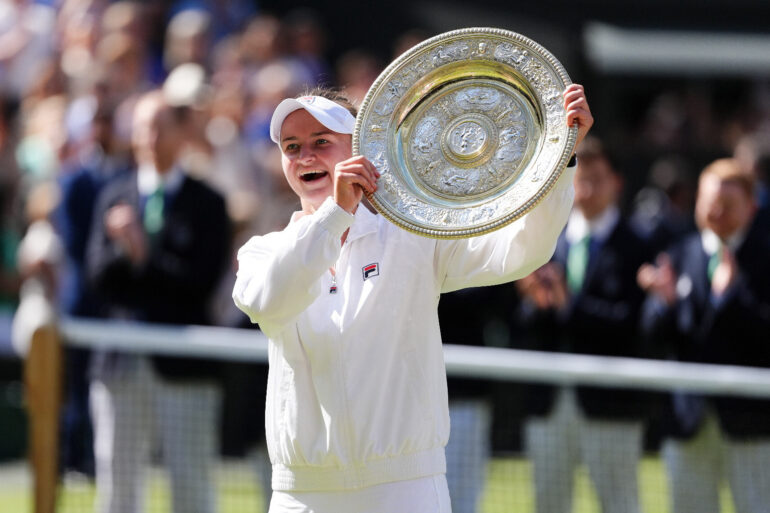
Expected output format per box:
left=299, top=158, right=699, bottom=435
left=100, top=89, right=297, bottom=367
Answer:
left=333, top=155, right=380, bottom=213
left=564, top=84, right=593, bottom=148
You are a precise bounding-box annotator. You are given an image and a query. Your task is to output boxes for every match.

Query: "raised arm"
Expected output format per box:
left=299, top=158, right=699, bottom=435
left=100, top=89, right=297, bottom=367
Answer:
left=437, top=84, right=593, bottom=292
left=436, top=162, right=575, bottom=292
left=232, top=198, right=354, bottom=335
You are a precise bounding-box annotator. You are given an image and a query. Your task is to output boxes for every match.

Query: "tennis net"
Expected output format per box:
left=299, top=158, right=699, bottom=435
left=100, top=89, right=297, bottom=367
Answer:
left=7, top=316, right=770, bottom=513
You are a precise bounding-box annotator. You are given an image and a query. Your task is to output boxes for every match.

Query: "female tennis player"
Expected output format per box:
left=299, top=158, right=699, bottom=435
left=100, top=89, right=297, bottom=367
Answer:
left=233, top=84, right=592, bottom=513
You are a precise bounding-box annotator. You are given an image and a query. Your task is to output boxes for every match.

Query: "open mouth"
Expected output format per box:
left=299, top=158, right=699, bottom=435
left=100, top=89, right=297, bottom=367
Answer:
left=300, top=171, right=328, bottom=182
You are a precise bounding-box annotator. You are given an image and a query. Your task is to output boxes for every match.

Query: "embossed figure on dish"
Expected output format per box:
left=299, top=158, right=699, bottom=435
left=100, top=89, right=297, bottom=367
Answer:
left=353, top=27, right=577, bottom=238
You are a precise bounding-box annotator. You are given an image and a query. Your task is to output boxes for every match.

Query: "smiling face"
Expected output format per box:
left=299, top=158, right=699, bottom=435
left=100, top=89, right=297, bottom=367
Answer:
left=279, top=109, right=352, bottom=213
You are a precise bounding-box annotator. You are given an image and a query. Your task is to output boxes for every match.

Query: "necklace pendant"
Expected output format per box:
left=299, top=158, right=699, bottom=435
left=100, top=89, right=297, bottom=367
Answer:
left=329, top=274, right=337, bottom=294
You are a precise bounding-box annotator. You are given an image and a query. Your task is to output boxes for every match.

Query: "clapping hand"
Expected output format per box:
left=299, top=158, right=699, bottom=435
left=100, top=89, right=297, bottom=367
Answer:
left=637, top=253, right=677, bottom=305
left=517, top=263, right=569, bottom=310
left=104, top=204, right=147, bottom=264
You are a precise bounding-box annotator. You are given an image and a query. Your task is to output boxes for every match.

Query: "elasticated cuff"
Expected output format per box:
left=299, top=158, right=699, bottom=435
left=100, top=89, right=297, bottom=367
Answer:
left=315, top=197, right=355, bottom=238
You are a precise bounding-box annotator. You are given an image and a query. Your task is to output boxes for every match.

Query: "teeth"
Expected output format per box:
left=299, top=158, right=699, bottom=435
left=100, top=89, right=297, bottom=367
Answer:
left=299, top=170, right=328, bottom=182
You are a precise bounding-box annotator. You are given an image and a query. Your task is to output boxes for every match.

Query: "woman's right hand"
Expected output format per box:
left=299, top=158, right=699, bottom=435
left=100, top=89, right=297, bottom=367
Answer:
left=333, top=155, right=379, bottom=213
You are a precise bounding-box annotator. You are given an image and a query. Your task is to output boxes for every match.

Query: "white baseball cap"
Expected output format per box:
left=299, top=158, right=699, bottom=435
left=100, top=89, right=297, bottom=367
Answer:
left=269, top=95, right=356, bottom=144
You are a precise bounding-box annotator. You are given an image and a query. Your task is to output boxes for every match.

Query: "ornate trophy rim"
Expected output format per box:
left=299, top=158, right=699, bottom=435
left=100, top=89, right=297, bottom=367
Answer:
left=353, top=27, right=578, bottom=239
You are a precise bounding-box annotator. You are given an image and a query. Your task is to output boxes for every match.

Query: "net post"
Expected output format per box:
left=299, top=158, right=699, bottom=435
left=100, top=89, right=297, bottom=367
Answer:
left=24, top=320, right=62, bottom=513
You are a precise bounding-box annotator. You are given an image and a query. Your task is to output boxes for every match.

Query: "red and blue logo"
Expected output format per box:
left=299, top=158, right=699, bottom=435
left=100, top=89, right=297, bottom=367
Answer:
left=362, top=263, right=379, bottom=280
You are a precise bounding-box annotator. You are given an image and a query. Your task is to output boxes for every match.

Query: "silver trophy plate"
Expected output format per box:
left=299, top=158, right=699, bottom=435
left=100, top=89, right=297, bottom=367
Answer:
left=353, top=27, right=577, bottom=239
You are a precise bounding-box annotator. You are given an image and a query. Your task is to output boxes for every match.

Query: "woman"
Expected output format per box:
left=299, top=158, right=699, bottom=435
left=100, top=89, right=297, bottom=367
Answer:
left=233, top=85, right=593, bottom=513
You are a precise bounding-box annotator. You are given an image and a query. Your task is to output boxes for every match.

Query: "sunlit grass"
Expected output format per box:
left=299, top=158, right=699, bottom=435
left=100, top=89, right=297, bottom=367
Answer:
left=1, top=456, right=737, bottom=513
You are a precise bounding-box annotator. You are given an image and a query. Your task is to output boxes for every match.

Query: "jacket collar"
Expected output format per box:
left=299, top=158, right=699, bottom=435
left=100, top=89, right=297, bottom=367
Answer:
left=346, top=201, right=379, bottom=243
left=288, top=199, right=379, bottom=243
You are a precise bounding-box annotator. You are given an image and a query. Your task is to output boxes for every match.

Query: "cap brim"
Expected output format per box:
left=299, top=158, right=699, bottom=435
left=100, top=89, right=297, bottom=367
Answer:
left=269, top=96, right=356, bottom=144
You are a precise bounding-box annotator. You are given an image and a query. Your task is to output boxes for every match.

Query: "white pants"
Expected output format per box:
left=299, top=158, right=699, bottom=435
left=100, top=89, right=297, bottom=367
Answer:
left=445, top=399, right=491, bottom=513
left=663, top=411, right=770, bottom=513
left=268, top=474, right=452, bottom=513
left=524, top=389, right=642, bottom=513
left=90, top=356, right=221, bottom=513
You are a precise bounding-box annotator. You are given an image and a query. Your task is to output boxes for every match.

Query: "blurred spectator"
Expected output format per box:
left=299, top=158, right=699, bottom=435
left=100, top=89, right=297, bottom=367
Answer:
left=239, top=14, right=286, bottom=73
left=11, top=180, right=61, bottom=357
left=440, top=285, right=514, bottom=513
left=85, top=89, right=230, bottom=513
left=392, top=28, right=429, bottom=60
left=54, top=75, right=130, bottom=477
left=638, top=158, right=770, bottom=513
left=101, top=0, right=145, bottom=38
left=164, top=8, right=212, bottom=73
left=641, top=88, right=722, bottom=154
left=96, top=31, right=151, bottom=103
left=57, top=1, right=102, bottom=92
left=336, top=49, right=382, bottom=107
left=0, top=0, right=56, bottom=102
left=517, top=137, right=651, bottom=513
left=99, top=1, right=164, bottom=85
left=210, top=34, right=244, bottom=88
left=630, top=155, right=696, bottom=255
left=0, top=97, right=21, bottom=318
left=163, top=62, right=215, bottom=179
left=167, top=0, right=256, bottom=42
left=238, top=14, right=318, bottom=151
left=15, top=94, right=68, bottom=183
left=284, top=8, right=331, bottom=85
left=733, top=130, right=770, bottom=230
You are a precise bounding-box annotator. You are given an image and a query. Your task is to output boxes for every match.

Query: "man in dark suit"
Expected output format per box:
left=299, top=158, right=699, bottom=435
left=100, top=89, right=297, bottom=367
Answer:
left=86, top=89, right=231, bottom=513
left=638, top=158, right=770, bottom=513
left=517, top=137, right=650, bottom=513
left=55, top=97, right=130, bottom=477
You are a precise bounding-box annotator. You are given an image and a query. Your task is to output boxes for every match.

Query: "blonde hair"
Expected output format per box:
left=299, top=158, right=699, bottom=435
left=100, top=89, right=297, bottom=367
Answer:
left=699, top=158, right=755, bottom=198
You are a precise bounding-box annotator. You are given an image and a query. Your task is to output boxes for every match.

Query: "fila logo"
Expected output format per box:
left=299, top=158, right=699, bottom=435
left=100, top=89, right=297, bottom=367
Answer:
left=362, top=263, right=379, bottom=280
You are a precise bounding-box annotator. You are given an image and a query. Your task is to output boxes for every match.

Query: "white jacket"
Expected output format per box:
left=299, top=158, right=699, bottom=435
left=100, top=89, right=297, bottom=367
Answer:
left=232, top=165, right=575, bottom=492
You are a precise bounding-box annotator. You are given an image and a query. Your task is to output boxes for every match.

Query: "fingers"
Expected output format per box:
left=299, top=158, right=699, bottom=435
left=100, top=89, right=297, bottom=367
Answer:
left=563, top=84, right=594, bottom=147
left=656, top=252, right=672, bottom=268
left=335, top=156, right=379, bottom=194
left=104, top=204, right=139, bottom=238
left=103, top=204, right=147, bottom=263
left=636, top=263, right=656, bottom=291
left=637, top=253, right=678, bottom=305
left=334, top=156, right=380, bottom=212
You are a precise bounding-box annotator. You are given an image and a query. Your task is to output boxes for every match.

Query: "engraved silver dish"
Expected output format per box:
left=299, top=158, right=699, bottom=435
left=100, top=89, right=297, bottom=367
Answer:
left=353, top=27, right=577, bottom=238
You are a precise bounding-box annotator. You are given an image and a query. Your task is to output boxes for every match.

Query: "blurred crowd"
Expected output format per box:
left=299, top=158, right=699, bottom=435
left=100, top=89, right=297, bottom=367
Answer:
left=1, top=1, right=770, bottom=513
left=0, top=0, right=396, bottom=331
